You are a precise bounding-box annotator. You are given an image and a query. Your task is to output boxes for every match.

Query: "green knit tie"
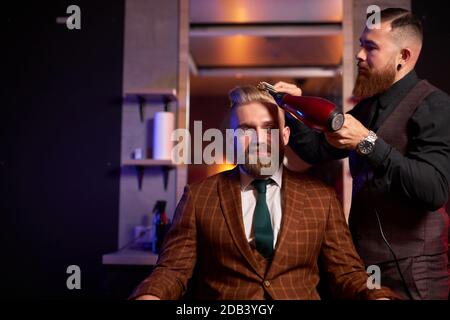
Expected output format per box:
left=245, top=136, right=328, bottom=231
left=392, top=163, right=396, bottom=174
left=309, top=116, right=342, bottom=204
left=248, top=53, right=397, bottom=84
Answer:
left=252, top=179, right=274, bottom=259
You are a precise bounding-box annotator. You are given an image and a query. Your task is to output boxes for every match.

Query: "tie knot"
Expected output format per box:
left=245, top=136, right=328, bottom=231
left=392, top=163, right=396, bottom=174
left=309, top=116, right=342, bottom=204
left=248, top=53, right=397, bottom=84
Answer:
left=252, top=179, right=270, bottom=194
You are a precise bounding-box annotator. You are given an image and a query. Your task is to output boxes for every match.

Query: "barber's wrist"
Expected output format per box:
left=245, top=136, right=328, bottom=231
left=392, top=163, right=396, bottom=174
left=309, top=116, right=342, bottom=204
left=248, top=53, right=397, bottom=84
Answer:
left=356, top=130, right=377, bottom=156
left=366, top=138, right=390, bottom=167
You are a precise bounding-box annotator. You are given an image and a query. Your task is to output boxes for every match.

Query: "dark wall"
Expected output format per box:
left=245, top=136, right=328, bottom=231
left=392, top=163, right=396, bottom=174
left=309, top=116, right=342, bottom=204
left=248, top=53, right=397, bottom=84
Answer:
left=1, top=1, right=123, bottom=299
left=412, top=0, right=450, bottom=214
left=413, top=0, right=450, bottom=95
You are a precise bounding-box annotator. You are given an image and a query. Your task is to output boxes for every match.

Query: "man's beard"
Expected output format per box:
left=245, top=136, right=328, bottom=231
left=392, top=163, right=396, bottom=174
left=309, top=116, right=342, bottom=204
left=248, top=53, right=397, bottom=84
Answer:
left=352, top=62, right=396, bottom=99
left=240, top=141, right=284, bottom=178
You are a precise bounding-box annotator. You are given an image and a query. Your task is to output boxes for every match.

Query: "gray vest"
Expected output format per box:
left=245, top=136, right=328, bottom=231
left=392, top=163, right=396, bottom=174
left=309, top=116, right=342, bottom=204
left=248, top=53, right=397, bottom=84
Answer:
left=348, top=80, right=449, bottom=265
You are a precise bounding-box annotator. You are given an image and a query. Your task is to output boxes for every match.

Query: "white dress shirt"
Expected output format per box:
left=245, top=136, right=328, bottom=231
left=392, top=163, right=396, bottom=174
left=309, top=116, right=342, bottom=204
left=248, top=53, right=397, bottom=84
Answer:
left=239, top=166, right=283, bottom=248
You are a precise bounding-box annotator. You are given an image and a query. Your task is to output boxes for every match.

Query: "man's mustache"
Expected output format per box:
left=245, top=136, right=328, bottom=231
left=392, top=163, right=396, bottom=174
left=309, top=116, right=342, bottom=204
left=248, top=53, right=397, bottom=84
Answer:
left=357, top=61, right=369, bottom=68
left=246, top=143, right=272, bottom=154
left=357, top=62, right=370, bottom=72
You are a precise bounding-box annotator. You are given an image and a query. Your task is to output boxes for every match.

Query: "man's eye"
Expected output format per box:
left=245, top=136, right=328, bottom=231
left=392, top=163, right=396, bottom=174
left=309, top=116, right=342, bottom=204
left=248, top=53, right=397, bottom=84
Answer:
left=241, top=128, right=254, bottom=135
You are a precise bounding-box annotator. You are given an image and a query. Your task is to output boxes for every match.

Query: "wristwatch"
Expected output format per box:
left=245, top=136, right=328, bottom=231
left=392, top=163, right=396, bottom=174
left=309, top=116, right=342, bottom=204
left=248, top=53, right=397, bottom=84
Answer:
left=356, top=130, right=377, bottom=156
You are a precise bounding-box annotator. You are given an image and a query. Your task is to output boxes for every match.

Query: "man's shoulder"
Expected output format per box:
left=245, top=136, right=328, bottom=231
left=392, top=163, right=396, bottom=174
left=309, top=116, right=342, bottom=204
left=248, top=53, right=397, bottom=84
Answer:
left=422, top=86, right=450, bottom=107
left=285, top=168, right=335, bottom=195
left=413, top=85, right=450, bottom=119
left=186, top=167, right=238, bottom=194
left=187, top=167, right=336, bottom=195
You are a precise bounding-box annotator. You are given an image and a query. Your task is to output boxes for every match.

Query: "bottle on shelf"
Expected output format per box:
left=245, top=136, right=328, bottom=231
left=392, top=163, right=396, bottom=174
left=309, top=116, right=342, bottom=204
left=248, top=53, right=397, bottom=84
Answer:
left=151, top=200, right=171, bottom=254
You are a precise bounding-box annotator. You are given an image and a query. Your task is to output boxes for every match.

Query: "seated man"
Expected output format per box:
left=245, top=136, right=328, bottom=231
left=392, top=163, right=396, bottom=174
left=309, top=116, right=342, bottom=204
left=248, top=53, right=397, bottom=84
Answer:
left=130, top=85, right=397, bottom=300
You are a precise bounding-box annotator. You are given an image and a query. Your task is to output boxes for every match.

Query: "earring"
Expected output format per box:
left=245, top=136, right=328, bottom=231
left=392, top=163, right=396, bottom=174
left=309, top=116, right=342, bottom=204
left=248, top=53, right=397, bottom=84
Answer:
left=397, top=64, right=402, bottom=71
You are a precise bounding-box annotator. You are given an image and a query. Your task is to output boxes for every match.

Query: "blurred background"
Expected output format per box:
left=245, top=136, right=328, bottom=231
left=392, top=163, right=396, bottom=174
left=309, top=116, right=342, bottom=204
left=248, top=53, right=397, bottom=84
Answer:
left=1, top=0, right=449, bottom=299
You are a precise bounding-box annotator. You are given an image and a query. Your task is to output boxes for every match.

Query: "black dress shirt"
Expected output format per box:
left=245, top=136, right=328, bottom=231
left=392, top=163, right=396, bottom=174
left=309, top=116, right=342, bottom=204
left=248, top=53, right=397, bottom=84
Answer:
left=288, top=70, right=450, bottom=210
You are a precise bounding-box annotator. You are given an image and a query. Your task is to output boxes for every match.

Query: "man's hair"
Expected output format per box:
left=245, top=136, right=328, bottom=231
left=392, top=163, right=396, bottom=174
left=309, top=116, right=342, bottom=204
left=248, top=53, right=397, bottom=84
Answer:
left=370, top=8, right=423, bottom=42
left=227, top=85, right=285, bottom=128
left=228, top=85, right=277, bottom=110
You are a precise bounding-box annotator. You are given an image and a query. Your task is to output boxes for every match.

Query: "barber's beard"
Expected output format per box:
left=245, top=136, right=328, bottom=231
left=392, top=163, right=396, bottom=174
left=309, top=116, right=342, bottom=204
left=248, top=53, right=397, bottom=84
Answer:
left=352, top=62, right=396, bottom=99
left=240, top=141, right=284, bottom=179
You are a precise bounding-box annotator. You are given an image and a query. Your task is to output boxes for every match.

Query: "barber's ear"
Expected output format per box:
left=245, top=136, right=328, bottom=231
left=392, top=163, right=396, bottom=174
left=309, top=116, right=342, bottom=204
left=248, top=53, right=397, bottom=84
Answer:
left=397, top=48, right=412, bottom=71
left=400, top=48, right=411, bottom=63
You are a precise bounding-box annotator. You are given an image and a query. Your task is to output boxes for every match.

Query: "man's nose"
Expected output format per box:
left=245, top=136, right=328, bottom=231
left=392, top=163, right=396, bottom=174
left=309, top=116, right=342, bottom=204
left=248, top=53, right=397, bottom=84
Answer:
left=255, top=128, right=270, bottom=143
left=356, top=48, right=366, bottom=62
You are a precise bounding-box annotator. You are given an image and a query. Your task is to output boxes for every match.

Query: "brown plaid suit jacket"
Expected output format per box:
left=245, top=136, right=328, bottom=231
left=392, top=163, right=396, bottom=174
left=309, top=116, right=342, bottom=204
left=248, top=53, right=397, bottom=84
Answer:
left=130, top=166, right=397, bottom=300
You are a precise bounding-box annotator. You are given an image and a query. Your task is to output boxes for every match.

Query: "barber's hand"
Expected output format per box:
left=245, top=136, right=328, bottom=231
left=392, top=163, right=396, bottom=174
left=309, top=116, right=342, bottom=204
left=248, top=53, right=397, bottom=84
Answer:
left=135, top=294, right=161, bottom=300
left=274, top=81, right=302, bottom=96
left=324, top=114, right=369, bottom=150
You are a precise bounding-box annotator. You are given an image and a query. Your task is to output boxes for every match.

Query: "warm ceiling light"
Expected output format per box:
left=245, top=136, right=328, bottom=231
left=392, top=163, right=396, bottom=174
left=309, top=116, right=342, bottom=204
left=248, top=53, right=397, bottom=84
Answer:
left=234, top=6, right=248, bottom=23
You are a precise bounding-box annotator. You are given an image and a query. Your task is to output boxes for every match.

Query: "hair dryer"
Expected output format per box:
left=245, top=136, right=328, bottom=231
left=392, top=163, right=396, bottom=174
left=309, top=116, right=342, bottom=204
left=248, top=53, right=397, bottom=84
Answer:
left=257, top=82, right=344, bottom=132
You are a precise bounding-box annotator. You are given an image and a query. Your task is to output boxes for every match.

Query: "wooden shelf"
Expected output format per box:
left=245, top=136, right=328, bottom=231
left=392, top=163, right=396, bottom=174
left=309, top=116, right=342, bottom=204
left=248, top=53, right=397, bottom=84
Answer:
left=102, top=249, right=158, bottom=266
left=123, top=88, right=177, bottom=101
left=123, top=88, right=177, bottom=122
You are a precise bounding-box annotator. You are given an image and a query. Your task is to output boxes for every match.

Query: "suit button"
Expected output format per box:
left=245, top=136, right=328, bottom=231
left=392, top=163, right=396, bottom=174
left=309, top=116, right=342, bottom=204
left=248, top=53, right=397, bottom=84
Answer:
left=263, top=280, right=271, bottom=287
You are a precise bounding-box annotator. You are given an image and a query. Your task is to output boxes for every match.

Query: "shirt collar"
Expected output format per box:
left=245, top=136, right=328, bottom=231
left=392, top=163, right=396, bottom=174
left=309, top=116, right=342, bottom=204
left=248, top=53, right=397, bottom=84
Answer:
left=239, top=165, right=283, bottom=191
left=378, top=70, right=419, bottom=110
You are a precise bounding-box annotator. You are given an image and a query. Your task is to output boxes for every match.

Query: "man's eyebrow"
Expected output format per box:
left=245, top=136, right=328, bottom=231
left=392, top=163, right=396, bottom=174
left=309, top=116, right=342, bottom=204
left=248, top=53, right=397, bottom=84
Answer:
left=262, top=121, right=276, bottom=126
left=360, top=37, right=379, bottom=47
left=237, top=122, right=254, bottom=128
left=236, top=121, right=275, bottom=128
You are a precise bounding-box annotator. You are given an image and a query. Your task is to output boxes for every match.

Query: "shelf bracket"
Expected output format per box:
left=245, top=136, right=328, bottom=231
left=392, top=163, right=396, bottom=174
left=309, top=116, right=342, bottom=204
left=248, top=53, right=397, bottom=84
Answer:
left=136, top=166, right=145, bottom=190
left=162, top=166, right=170, bottom=190
left=163, top=97, right=170, bottom=112
left=137, top=95, right=145, bottom=122
left=132, top=165, right=173, bottom=191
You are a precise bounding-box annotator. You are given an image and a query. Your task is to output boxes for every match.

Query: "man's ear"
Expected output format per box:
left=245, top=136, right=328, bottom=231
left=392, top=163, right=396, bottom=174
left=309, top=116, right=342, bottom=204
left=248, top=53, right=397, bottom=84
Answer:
left=282, top=126, right=291, bottom=146
left=400, top=48, right=412, bottom=64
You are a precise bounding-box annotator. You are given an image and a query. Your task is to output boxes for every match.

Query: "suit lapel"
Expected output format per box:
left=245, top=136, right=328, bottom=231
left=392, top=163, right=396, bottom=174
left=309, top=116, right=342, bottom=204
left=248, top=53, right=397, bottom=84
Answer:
left=266, top=168, right=305, bottom=279
left=217, top=167, right=265, bottom=278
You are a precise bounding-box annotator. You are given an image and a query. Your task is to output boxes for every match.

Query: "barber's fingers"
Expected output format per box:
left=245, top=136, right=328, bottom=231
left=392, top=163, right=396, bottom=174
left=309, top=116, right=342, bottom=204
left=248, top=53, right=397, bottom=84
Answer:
left=274, top=81, right=296, bottom=89
left=324, top=133, right=350, bottom=149
left=325, top=131, right=339, bottom=138
left=344, top=114, right=357, bottom=123
left=274, top=81, right=302, bottom=96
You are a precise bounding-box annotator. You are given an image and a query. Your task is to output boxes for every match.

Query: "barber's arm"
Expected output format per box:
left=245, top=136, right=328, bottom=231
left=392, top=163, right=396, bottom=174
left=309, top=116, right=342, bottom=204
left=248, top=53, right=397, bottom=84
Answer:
left=130, top=185, right=197, bottom=300
left=324, top=94, right=450, bottom=211
left=364, top=96, right=450, bottom=210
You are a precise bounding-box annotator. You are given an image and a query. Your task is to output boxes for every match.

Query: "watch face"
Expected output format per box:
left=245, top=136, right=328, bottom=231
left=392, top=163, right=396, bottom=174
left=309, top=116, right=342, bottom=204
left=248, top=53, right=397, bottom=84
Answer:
left=358, top=140, right=374, bottom=155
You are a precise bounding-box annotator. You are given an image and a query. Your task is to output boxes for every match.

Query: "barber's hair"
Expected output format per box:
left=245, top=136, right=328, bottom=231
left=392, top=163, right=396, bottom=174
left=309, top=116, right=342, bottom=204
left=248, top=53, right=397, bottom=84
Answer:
left=369, top=8, right=423, bottom=42
left=228, top=85, right=277, bottom=110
